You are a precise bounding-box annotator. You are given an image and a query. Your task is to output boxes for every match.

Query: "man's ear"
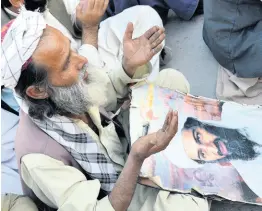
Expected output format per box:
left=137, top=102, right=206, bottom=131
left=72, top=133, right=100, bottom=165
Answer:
left=9, top=0, right=24, bottom=9
left=26, top=86, right=49, bottom=99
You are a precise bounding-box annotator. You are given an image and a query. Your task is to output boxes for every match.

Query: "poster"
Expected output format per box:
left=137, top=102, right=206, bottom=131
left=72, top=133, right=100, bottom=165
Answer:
left=130, top=83, right=262, bottom=205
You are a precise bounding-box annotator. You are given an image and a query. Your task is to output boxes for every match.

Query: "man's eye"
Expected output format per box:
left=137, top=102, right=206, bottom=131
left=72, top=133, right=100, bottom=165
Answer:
left=200, top=150, right=206, bottom=159
left=197, top=149, right=206, bottom=161
left=193, top=128, right=202, bottom=145
left=196, top=132, right=202, bottom=144
left=64, top=60, right=70, bottom=70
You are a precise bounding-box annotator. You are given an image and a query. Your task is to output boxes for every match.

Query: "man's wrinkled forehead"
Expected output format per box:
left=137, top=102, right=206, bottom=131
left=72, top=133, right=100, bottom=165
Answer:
left=32, top=26, right=70, bottom=69
left=34, top=26, right=68, bottom=53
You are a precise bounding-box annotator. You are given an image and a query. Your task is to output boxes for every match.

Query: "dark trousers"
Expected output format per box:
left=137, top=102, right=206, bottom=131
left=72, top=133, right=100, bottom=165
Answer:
left=105, top=0, right=200, bottom=23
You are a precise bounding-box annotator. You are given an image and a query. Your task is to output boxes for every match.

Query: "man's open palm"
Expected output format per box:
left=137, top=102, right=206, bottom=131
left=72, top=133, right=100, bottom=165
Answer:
left=132, top=110, right=178, bottom=161
left=123, top=23, right=165, bottom=77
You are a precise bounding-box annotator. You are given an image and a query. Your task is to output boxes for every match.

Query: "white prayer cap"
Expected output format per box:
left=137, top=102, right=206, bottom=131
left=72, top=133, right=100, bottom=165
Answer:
left=1, top=7, right=46, bottom=89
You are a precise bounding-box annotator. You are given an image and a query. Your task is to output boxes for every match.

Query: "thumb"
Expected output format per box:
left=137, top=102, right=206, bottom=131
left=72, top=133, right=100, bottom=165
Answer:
left=124, top=22, right=134, bottom=42
left=76, top=3, right=83, bottom=17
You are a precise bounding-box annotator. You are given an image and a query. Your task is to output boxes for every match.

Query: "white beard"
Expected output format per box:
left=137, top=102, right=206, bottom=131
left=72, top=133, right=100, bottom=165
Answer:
left=82, top=65, right=109, bottom=108
left=49, top=65, right=109, bottom=115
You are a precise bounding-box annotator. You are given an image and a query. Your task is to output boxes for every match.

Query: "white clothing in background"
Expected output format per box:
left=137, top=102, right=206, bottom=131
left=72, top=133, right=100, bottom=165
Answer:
left=60, top=2, right=164, bottom=80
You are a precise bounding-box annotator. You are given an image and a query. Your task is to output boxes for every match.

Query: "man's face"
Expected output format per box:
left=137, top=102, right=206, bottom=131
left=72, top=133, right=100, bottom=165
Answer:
left=182, top=127, right=228, bottom=162
left=31, top=26, right=108, bottom=115
left=33, top=26, right=88, bottom=88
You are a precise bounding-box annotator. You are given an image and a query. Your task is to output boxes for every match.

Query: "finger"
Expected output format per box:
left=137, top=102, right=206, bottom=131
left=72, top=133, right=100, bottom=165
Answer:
left=103, top=0, right=109, bottom=11
left=149, top=31, right=160, bottom=44
left=162, top=110, right=172, bottom=131
left=150, top=44, right=163, bottom=57
left=167, top=111, right=178, bottom=135
left=149, top=28, right=165, bottom=44
left=123, top=22, right=134, bottom=42
left=87, top=0, right=95, bottom=10
left=151, top=33, right=165, bottom=49
left=149, top=131, right=172, bottom=154
left=94, top=0, right=104, bottom=10
left=144, top=26, right=159, bottom=39
left=76, top=3, right=83, bottom=17
left=150, top=135, right=157, bottom=145
left=152, top=131, right=164, bottom=146
left=172, top=110, right=178, bottom=117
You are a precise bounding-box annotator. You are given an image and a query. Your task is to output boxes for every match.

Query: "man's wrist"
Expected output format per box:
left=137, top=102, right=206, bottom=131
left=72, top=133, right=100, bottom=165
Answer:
left=129, top=148, right=146, bottom=164
left=82, top=25, right=99, bottom=33
left=82, top=25, right=99, bottom=47
left=122, top=59, right=136, bottom=78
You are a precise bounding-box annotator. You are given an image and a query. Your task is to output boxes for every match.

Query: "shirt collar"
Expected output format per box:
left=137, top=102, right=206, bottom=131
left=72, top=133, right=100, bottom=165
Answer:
left=3, top=7, right=19, bottom=17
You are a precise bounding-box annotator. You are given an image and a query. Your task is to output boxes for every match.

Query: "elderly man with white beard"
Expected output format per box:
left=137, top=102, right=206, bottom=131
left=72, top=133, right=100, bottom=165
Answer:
left=1, top=3, right=208, bottom=211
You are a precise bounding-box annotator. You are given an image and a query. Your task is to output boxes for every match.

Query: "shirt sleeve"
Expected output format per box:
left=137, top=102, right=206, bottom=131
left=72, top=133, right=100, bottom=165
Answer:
left=21, top=154, right=115, bottom=211
left=78, top=44, right=149, bottom=101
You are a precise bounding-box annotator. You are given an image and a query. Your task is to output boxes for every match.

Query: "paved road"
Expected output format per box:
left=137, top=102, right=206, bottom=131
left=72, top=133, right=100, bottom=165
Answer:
left=211, top=201, right=261, bottom=211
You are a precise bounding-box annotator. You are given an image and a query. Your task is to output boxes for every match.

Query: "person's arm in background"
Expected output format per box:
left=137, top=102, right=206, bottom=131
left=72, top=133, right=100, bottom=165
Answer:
left=76, top=0, right=106, bottom=48
left=21, top=111, right=178, bottom=211
left=76, top=0, right=165, bottom=109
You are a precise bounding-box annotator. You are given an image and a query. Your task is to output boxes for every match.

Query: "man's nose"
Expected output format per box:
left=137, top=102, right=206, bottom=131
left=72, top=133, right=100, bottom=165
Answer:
left=76, top=54, right=88, bottom=70
left=201, top=144, right=218, bottom=154
left=79, top=55, right=88, bottom=64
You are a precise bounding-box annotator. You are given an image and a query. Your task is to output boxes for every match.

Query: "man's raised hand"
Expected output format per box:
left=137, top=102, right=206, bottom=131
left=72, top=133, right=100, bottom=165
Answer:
left=131, top=110, right=178, bottom=162
left=76, top=0, right=109, bottom=28
left=123, top=23, right=165, bottom=77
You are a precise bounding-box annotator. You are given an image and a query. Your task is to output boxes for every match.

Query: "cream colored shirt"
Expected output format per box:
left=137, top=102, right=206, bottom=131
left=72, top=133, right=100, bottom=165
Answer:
left=21, top=153, right=209, bottom=211
left=20, top=3, right=208, bottom=210
left=20, top=65, right=209, bottom=211
left=21, top=154, right=115, bottom=211
left=20, top=41, right=147, bottom=210
left=61, top=1, right=163, bottom=81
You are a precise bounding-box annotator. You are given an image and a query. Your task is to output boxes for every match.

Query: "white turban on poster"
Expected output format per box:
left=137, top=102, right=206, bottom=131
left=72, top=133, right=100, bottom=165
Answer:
left=162, top=113, right=203, bottom=169
left=164, top=131, right=203, bottom=169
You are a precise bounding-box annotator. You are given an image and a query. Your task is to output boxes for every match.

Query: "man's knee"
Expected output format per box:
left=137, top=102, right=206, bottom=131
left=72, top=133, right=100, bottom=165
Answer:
left=131, top=5, right=163, bottom=27
left=157, top=192, right=209, bottom=211
left=155, top=68, right=190, bottom=93
left=1, top=194, right=38, bottom=211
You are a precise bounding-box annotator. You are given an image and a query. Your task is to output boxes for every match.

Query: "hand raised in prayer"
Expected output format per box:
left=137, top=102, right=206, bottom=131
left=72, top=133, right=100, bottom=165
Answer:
left=123, top=23, right=165, bottom=77
left=76, top=0, right=109, bottom=28
left=131, top=110, right=178, bottom=162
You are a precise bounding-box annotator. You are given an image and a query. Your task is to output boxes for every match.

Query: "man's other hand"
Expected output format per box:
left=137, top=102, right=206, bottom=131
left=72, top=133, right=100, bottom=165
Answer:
left=131, top=110, right=178, bottom=162
left=123, top=23, right=165, bottom=77
left=76, top=0, right=109, bottom=28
